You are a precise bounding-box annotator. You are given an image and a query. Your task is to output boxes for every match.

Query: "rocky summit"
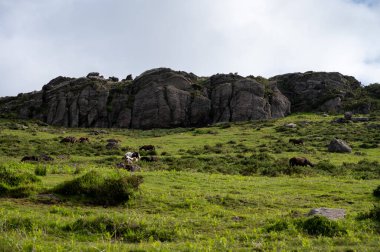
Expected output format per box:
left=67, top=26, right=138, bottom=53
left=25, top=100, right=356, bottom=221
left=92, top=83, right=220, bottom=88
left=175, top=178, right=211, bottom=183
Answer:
left=0, top=68, right=376, bottom=129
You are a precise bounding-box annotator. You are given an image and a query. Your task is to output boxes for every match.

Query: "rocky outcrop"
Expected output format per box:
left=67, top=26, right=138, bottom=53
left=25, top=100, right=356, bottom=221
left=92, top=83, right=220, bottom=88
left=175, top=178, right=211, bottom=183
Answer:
left=0, top=68, right=375, bottom=129
left=270, top=71, right=361, bottom=113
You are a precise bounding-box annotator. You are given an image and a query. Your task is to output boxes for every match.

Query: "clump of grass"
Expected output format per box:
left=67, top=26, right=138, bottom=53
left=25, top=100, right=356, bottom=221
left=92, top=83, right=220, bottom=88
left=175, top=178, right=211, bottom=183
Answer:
left=357, top=204, right=380, bottom=222
left=373, top=185, right=380, bottom=198
left=0, top=166, right=41, bottom=198
left=0, top=217, right=35, bottom=231
left=296, top=216, right=347, bottom=237
left=52, top=170, right=143, bottom=205
left=34, top=165, right=47, bottom=176
left=265, top=219, right=290, bottom=232
left=65, top=216, right=176, bottom=242
left=341, top=159, right=380, bottom=179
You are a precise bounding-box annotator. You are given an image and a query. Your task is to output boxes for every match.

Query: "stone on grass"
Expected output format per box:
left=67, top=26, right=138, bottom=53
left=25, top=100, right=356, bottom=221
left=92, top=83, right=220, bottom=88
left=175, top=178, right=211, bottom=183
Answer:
left=328, top=139, right=352, bottom=153
left=307, top=208, right=346, bottom=220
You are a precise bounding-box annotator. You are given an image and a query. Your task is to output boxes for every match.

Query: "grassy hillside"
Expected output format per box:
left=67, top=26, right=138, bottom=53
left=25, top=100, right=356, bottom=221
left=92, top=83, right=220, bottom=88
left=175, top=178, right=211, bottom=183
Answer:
left=0, top=113, right=379, bottom=251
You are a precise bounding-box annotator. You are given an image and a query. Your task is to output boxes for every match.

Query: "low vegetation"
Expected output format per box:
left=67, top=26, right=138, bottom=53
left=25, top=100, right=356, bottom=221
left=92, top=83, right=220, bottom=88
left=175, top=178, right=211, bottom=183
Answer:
left=53, top=171, right=143, bottom=205
left=0, top=113, right=379, bottom=250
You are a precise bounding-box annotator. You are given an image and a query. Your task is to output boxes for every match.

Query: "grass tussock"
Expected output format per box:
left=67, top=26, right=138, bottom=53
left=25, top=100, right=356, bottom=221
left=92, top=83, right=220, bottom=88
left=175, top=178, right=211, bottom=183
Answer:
left=0, top=166, right=41, bottom=198
left=65, top=216, right=176, bottom=242
left=52, top=170, right=143, bottom=205
left=295, top=216, right=347, bottom=237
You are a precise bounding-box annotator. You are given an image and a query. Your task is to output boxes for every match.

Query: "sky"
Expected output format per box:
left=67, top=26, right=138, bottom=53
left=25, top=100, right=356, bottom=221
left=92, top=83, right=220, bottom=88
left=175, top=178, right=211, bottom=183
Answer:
left=0, top=0, right=380, bottom=96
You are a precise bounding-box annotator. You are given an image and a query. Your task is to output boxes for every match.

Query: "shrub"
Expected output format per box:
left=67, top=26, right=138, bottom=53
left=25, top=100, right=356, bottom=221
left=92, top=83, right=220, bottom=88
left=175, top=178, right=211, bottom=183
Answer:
left=34, top=166, right=47, bottom=176
left=265, top=219, right=290, bottom=232
left=297, top=216, right=347, bottom=237
left=341, top=159, right=380, bottom=179
left=373, top=185, right=380, bottom=198
left=0, top=166, right=41, bottom=198
left=65, top=216, right=176, bottom=242
left=0, top=217, right=34, bottom=231
left=53, top=171, right=143, bottom=205
left=315, top=160, right=338, bottom=174
left=0, top=166, right=40, bottom=186
left=357, top=204, right=380, bottom=222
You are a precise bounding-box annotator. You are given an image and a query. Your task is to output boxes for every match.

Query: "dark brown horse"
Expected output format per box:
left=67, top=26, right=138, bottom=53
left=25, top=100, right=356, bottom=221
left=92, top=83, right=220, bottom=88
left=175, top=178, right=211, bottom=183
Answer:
left=289, top=157, right=314, bottom=167
left=21, top=156, right=39, bottom=162
left=60, top=136, right=77, bottom=143
left=289, top=139, right=304, bottom=145
left=79, top=137, right=90, bottom=143
left=139, top=145, right=155, bottom=151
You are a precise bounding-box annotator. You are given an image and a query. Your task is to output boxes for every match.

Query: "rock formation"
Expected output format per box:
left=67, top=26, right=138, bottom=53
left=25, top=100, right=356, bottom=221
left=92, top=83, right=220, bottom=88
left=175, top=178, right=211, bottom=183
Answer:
left=0, top=68, right=375, bottom=129
left=270, top=71, right=361, bottom=113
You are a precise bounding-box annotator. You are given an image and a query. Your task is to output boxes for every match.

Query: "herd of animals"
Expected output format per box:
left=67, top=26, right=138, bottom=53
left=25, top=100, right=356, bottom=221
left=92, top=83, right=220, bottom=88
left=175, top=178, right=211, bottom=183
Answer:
left=20, top=134, right=315, bottom=171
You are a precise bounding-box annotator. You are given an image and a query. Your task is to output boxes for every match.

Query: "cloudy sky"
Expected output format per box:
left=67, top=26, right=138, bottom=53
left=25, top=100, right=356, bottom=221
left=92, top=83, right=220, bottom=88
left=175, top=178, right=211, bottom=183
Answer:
left=1, top=0, right=380, bottom=96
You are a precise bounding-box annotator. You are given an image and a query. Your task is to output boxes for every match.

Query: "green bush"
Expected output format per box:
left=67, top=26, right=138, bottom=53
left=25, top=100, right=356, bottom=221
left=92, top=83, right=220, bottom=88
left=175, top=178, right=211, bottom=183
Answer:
left=265, top=219, right=290, bottom=232
left=53, top=171, right=143, bottom=205
left=0, top=166, right=41, bottom=198
left=34, top=166, right=47, bottom=176
left=297, top=216, right=347, bottom=237
left=366, top=205, right=380, bottom=222
left=0, top=166, right=40, bottom=186
left=373, top=185, right=380, bottom=198
left=0, top=217, right=34, bottom=231
left=341, top=160, right=380, bottom=179
left=65, top=216, right=176, bottom=242
left=357, top=204, right=380, bottom=222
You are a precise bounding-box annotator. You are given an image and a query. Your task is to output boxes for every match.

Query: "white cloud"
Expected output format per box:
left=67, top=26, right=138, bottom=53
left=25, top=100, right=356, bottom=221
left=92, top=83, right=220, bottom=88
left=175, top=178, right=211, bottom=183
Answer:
left=0, top=0, right=380, bottom=96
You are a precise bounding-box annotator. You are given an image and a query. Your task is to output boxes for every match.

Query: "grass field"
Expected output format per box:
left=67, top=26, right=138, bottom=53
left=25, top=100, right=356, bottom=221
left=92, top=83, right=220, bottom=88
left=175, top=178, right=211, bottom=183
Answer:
left=0, top=113, right=379, bottom=251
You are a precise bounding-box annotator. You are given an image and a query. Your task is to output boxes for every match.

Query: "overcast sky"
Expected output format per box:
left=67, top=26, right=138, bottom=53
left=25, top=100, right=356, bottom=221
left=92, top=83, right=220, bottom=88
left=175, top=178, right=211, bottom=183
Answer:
left=0, top=0, right=380, bottom=96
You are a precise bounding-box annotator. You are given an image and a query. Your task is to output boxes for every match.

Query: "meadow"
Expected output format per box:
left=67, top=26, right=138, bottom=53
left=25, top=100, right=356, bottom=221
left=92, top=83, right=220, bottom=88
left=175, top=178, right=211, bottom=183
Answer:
left=0, top=113, right=379, bottom=251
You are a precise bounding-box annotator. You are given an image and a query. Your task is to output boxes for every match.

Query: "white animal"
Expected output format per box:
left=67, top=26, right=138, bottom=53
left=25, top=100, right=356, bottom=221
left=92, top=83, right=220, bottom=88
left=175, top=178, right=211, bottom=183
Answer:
left=124, top=152, right=140, bottom=162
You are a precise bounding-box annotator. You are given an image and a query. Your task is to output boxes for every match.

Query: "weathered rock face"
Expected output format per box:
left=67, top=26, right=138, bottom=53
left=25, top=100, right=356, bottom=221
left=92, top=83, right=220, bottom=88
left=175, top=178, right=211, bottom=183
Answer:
left=128, top=69, right=290, bottom=128
left=130, top=68, right=197, bottom=129
left=270, top=71, right=361, bottom=113
left=0, top=68, right=371, bottom=129
left=207, top=74, right=290, bottom=123
left=43, top=77, right=111, bottom=127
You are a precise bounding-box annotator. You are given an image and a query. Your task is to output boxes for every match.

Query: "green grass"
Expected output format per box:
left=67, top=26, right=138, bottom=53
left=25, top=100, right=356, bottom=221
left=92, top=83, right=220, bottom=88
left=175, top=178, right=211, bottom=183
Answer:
left=0, top=113, right=379, bottom=251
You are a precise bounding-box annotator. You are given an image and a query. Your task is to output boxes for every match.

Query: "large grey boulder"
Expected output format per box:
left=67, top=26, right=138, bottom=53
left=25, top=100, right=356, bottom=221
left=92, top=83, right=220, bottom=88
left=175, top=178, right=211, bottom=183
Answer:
left=328, top=139, right=352, bottom=153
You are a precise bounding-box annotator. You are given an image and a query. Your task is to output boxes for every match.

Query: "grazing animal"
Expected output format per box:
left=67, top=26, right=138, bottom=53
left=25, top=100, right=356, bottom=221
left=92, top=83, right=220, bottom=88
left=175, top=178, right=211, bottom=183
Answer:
left=107, top=139, right=120, bottom=143
left=289, top=157, right=314, bottom=167
left=140, top=156, right=159, bottom=162
left=60, top=136, right=77, bottom=143
left=21, top=156, right=39, bottom=162
left=139, top=145, right=155, bottom=151
left=124, top=152, right=140, bottom=162
left=124, top=164, right=141, bottom=172
left=116, top=162, right=141, bottom=172
left=79, top=137, right=90, bottom=143
left=289, top=139, right=304, bottom=145
left=40, top=154, right=54, bottom=161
